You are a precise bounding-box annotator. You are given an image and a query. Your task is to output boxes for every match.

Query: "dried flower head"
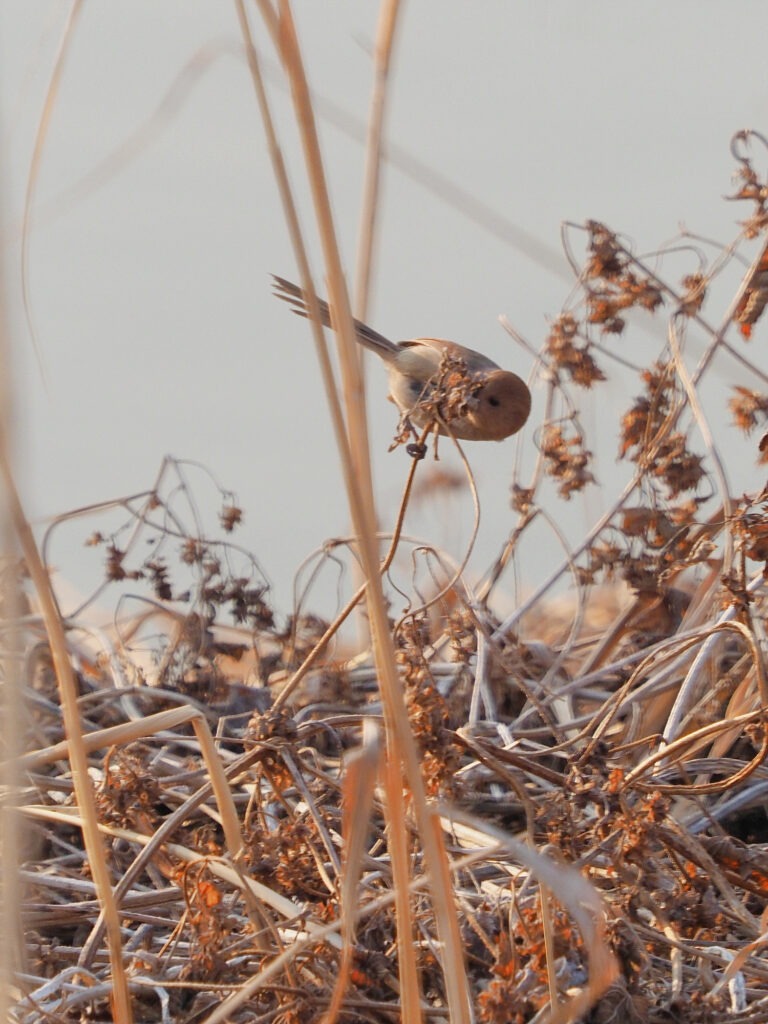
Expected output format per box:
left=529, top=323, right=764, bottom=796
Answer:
left=734, top=239, right=768, bottom=339
left=545, top=314, right=606, bottom=387
left=541, top=423, right=595, bottom=499
left=679, top=273, right=707, bottom=317
left=220, top=504, right=243, bottom=532
left=729, top=385, right=768, bottom=434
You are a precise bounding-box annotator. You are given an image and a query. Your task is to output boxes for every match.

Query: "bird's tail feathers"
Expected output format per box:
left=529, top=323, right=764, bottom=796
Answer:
left=272, top=275, right=397, bottom=359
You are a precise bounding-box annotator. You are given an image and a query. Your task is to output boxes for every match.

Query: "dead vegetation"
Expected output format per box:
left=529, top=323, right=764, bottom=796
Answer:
left=6, top=130, right=768, bottom=1022
left=6, top=4, right=768, bottom=1022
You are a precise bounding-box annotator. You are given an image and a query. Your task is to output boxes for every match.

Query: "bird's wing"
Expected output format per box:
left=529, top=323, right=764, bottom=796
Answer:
left=400, top=338, right=499, bottom=373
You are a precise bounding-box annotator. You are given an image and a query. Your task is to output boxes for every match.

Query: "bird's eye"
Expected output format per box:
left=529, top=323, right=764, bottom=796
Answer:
left=487, top=395, right=500, bottom=408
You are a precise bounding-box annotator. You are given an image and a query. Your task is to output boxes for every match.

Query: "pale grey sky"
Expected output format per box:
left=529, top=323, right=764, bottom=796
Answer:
left=2, top=3, right=767, bottom=622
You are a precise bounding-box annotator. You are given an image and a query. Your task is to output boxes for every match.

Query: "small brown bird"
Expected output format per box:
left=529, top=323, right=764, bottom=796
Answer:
left=273, top=276, right=531, bottom=442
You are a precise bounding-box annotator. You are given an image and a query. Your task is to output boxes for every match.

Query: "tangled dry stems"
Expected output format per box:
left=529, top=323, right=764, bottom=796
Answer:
left=9, top=131, right=768, bottom=1022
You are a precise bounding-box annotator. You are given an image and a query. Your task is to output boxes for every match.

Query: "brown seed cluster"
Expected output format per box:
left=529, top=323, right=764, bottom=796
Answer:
left=544, top=313, right=606, bottom=388
left=619, top=361, right=705, bottom=498
left=583, top=221, right=664, bottom=335
left=540, top=423, right=595, bottom=499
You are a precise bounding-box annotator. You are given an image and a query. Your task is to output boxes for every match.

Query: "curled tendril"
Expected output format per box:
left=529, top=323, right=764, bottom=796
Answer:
left=730, top=128, right=768, bottom=166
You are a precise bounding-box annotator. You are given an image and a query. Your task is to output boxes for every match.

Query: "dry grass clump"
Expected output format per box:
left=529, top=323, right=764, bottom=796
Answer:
left=7, top=2, right=768, bottom=1020
left=5, top=469, right=768, bottom=1024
